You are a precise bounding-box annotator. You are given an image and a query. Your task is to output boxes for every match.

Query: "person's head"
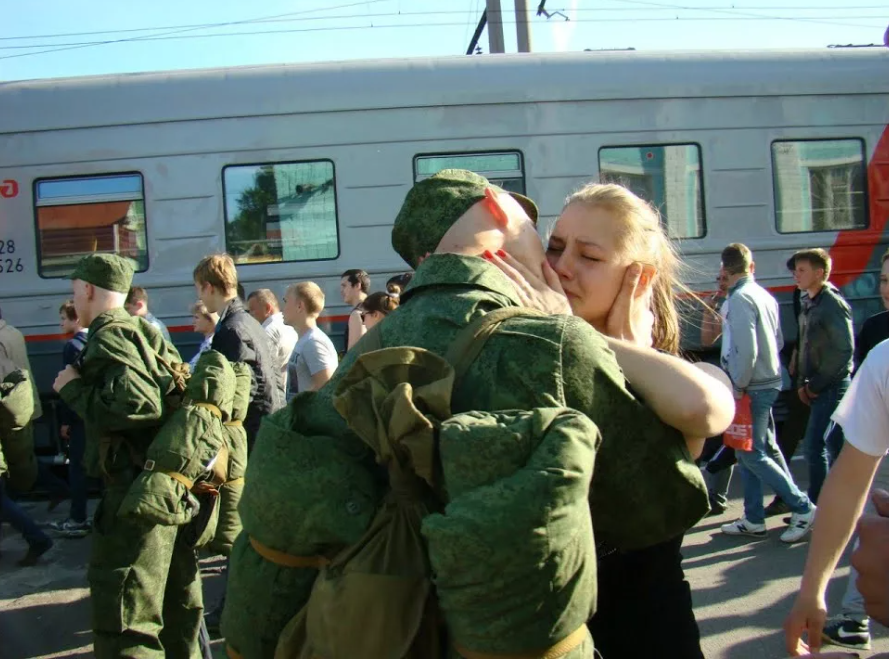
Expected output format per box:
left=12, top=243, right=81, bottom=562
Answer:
left=340, top=269, right=370, bottom=306
left=391, top=169, right=541, bottom=273
left=124, top=286, right=150, bottom=317
left=283, top=281, right=325, bottom=327
left=386, top=272, right=413, bottom=297
left=880, top=249, right=889, bottom=310
left=246, top=288, right=280, bottom=324
left=359, top=292, right=399, bottom=330
left=193, top=254, right=239, bottom=313
left=58, top=299, right=81, bottom=334
left=720, top=243, right=754, bottom=287
left=191, top=301, right=218, bottom=337
left=792, top=248, right=831, bottom=293
left=546, top=183, right=682, bottom=353
left=69, top=254, right=134, bottom=326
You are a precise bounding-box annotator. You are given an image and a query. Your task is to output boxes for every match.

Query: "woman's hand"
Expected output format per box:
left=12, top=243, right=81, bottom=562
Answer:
left=784, top=591, right=828, bottom=656
left=485, top=249, right=572, bottom=316
left=605, top=262, right=655, bottom=348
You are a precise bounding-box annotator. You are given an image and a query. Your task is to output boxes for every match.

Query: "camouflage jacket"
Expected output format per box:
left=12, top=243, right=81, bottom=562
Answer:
left=58, top=308, right=181, bottom=478
left=291, top=253, right=703, bottom=550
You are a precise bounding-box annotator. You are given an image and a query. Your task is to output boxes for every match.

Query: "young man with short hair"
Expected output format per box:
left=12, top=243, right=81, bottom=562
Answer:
left=247, top=288, right=298, bottom=400
left=193, top=255, right=282, bottom=447
left=282, top=282, right=338, bottom=400
left=125, top=286, right=171, bottom=342
left=718, top=243, right=816, bottom=543
left=792, top=248, right=855, bottom=503
left=340, top=269, right=370, bottom=351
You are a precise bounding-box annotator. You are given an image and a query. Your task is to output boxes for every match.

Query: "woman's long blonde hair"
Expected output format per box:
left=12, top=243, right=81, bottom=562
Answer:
left=563, top=182, right=685, bottom=354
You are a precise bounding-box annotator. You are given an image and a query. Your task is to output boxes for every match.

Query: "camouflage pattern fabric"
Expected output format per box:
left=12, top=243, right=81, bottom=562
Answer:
left=69, top=252, right=135, bottom=294
left=209, top=361, right=251, bottom=556
left=90, top=474, right=204, bottom=659
left=391, top=169, right=539, bottom=269
left=118, top=350, right=235, bottom=527
left=229, top=253, right=707, bottom=656
left=0, top=369, right=36, bottom=482
left=59, top=307, right=202, bottom=658
left=423, top=408, right=598, bottom=655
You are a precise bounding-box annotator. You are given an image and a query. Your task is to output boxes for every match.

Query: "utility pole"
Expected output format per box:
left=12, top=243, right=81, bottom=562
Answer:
left=515, top=0, right=532, bottom=52
left=486, top=0, right=505, bottom=54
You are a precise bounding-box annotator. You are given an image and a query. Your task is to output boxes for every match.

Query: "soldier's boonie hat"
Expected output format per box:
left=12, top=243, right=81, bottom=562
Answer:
left=392, top=169, right=539, bottom=269
left=69, top=254, right=135, bottom=293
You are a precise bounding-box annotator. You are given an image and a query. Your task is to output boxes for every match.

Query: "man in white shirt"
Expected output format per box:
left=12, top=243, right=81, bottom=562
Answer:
left=785, top=338, right=889, bottom=655
left=247, top=288, right=298, bottom=401
left=281, top=281, right=338, bottom=401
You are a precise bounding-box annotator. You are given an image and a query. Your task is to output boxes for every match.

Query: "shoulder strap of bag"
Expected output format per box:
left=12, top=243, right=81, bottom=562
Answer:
left=444, top=307, right=546, bottom=385
left=95, top=320, right=187, bottom=394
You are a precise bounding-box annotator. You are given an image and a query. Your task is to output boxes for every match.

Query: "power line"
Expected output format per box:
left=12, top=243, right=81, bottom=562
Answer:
left=1, top=6, right=884, bottom=42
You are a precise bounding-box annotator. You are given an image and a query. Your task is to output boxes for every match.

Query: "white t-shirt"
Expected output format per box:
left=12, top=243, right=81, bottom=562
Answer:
left=285, top=326, right=338, bottom=401
left=832, top=338, right=889, bottom=457
left=262, top=312, right=299, bottom=394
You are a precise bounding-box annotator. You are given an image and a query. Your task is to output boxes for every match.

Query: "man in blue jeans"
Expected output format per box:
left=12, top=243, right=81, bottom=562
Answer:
left=792, top=248, right=855, bottom=504
left=718, top=244, right=816, bottom=543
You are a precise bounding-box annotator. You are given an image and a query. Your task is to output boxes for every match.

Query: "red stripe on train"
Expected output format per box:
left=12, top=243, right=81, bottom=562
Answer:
left=24, top=314, right=352, bottom=343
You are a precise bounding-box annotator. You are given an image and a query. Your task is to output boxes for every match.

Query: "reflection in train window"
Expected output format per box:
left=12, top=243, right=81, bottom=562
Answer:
left=34, top=173, right=148, bottom=279
left=599, top=144, right=706, bottom=239
left=772, top=139, right=868, bottom=233
left=223, top=160, right=339, bottom=265
left=414, top=151, right=526, bottom=194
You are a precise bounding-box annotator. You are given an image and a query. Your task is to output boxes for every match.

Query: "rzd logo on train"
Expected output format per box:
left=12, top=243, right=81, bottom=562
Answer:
left=0, top=180, right=18, bottom=199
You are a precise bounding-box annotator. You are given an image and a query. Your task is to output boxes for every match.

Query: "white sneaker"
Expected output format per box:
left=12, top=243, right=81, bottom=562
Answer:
left=720, top=517, right=767, bottom=538
left=780, top=506, right=816, bottom=543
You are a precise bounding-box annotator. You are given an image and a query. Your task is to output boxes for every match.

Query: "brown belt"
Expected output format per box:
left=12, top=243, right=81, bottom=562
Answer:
left=194, top=402, right=223, bottom=418
left=455, top=626, right=589, bottom=659
left=224, top=420, right=243, bottom=427
left=249, top=535, right=330, bottom=569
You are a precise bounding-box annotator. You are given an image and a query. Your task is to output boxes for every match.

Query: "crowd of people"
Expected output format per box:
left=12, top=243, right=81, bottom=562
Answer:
left=1, top=168, right=889, bottom=658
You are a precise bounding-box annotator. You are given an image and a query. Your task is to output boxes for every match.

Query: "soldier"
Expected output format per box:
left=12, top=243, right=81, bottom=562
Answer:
left=53, top=254, right=203, bottom=658
left=230, top=170, right=730, bottom=656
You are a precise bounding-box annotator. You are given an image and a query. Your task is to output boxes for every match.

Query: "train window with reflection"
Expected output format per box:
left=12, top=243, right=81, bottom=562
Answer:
left=772, top=139, right=868, bottom=233
left=414, top=151, right=526, bottom=194
left=598, top=144, right=706, bottom=239
left=223, top=160, right=339, bottom=265
left=34, top=173, right=148, bottom=279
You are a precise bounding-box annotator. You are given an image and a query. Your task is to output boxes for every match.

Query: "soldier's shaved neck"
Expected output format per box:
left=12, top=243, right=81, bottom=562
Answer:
left=73, top=279, right=126, bottom=326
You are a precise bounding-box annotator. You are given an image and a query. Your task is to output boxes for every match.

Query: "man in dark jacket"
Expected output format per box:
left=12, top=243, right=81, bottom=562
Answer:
left=792, top=248, right=855, bottom=503
left=193, top=254, right=283, bottom=449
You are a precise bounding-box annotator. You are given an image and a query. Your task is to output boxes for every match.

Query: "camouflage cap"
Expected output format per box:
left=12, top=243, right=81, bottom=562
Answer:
left=392, top=169, right=539, bottom=268
left=69, top=254, right=135, bottom=293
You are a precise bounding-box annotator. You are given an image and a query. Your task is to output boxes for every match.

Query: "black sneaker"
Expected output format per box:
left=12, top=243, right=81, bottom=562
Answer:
left=706, top=495, right=727, bottom=517
left=18, top=539, right=53, bottom=567
left=764, top=497, right=791, bottom=517
left=822, top=616, right=871, bottom=650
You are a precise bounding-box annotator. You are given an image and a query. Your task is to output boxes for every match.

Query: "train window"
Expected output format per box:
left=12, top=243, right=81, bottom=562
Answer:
left=598, top=144, right=706, bottom=239
left=772, top=139, right=867, bottom=233
left=223, top=160, right=338, bottom=265
left=414, top=151, right=525, bottom=194
left=34, top=173, right=148, bottom=278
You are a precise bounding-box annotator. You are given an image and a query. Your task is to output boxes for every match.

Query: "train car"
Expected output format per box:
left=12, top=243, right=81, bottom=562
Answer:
left=1, top=48, right=888, bottom=453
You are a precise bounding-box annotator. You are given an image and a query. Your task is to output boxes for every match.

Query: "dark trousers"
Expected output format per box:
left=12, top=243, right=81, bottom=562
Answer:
left=68, top=422, right=89, bottom=522
left=0, top=477, right=51, bottom=548
left=588, top=535, right=703, bottom=659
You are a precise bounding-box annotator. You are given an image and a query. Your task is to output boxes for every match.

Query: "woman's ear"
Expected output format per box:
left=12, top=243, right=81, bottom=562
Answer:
left=635, top=263, right=657, bottom=299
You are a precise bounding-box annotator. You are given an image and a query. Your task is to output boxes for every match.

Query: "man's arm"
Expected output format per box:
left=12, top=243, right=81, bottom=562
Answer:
left=58, top=357, right=165, bottom=433
left=808, top=299, right=854, bottom=393
left=726, top=295, right=758, bottom=394
left=346, top=311, right=365, bottom=351
left=304, top=337, right=339, bottom=392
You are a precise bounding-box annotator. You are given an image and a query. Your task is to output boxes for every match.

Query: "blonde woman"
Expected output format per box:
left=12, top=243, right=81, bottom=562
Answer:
left=189, top=301, right=218, bottom=372
left=490, top=182, right=734, bottom=659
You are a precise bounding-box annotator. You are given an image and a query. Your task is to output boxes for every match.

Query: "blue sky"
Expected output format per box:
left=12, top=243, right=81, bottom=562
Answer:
left=0, top=0, right=885, bottom=81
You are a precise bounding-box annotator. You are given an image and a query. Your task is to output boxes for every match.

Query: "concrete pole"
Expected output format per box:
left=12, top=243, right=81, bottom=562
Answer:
left=486, top=0, right=506, bottom=54
left=515, top=0, right=532, bottom=52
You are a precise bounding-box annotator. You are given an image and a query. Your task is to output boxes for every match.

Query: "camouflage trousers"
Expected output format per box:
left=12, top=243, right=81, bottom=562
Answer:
left=89, top=478, right=204, bottom=659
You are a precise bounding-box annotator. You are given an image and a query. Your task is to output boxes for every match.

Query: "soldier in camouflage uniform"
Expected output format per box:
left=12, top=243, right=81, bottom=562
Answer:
left=231, top=169, right=715, bottom=656
left=53, top=254, right=204, bottom=659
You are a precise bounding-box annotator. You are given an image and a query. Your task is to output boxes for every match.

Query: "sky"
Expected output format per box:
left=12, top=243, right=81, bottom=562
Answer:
left=0, top=0, right=885, bottom=82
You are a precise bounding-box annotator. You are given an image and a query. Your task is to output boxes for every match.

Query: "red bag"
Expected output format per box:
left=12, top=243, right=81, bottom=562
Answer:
left=723, top=395, right=753, bottom=452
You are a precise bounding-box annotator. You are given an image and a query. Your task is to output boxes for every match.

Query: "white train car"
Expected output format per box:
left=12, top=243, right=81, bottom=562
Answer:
left=1, top=48, right=888, bottom=414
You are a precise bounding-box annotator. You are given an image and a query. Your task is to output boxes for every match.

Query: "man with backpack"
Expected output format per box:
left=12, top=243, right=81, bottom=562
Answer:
left=53, top=254, right=203, bottom=658
left=228, top=170, right=724, bottom=657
